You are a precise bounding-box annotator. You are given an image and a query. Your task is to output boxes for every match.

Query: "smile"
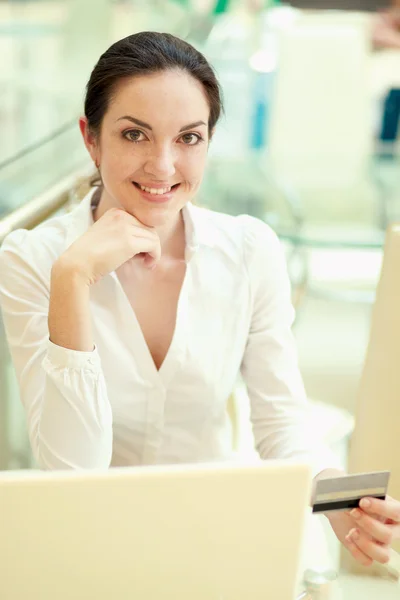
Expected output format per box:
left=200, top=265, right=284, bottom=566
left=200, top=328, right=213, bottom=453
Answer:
left=132, top=181, right=181, bottom=203
left=133, top=182, right=180, bottom=196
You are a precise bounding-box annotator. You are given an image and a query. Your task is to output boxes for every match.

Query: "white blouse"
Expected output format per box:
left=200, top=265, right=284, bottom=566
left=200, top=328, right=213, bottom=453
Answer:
left=0, top=189, right=339, bottom=474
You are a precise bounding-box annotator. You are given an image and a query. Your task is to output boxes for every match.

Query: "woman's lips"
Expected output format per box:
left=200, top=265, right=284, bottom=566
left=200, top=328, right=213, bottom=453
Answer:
left=132, top=181, right=181, bottom=203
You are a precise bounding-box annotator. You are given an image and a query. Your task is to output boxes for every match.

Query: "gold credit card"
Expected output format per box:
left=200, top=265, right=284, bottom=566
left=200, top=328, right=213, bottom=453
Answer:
left=312, top=471, right=390, bottom=513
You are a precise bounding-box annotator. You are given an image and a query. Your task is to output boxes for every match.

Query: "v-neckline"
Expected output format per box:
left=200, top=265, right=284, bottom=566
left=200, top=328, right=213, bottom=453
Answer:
left=109, top=267, right=190, bottom=386
left=88, top=193, right=195, bottom=385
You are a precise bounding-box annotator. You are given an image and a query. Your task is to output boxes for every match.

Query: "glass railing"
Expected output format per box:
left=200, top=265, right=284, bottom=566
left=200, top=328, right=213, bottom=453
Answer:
left=0, top=0, right=208, bottom=219
left=0, top=0, right=213, bottom=470
left=0, top=122, right=90, bottom=220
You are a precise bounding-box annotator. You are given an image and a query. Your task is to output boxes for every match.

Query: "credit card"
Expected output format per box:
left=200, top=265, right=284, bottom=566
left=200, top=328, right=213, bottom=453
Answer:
left=312, top=471, right=390, bottom=513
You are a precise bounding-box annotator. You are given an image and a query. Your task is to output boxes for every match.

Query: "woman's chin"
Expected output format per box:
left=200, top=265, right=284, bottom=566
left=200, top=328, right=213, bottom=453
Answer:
left=126, top=204, right=177, bottom=228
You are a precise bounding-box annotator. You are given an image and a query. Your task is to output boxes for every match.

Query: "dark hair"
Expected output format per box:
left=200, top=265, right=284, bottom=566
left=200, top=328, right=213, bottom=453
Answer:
left=84, top=31, right=223, bottom=139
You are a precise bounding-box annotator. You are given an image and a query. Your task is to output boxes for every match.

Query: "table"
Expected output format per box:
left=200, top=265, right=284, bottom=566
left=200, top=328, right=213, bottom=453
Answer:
left=199, top=148, right=400, bottom=304
left=297, top=572, right=400, bottom=599
left=329, top=574, right=399, bottom=599
left=297, top=511, right=400, bottom=598
left=201, top=148, right=400, bottom=248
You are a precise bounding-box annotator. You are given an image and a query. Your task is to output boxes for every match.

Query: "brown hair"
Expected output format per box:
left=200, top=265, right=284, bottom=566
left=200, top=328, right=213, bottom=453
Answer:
left=85, top=31, right=223, bottom=140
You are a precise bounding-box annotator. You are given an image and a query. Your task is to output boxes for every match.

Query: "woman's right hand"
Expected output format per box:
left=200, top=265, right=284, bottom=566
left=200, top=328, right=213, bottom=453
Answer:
left=55, top=208, right=161, bottom=286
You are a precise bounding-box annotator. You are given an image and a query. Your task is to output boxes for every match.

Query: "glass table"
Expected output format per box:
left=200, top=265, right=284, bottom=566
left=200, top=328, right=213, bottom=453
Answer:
left=298, top=573, right=399, bottom=599
left=200, top=147, right=400, bottom=249
left=297, top=511, right=400, bottom=598
left=198, top=147, right=400, bottom=304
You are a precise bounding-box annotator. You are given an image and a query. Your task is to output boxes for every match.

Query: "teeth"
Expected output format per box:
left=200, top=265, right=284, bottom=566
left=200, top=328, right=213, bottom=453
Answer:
left=139, top=184, right=171, bottom=195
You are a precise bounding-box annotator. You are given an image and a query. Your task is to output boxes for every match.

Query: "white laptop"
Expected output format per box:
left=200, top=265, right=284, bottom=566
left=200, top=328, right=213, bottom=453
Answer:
left=0, top=460, right=312, bottom=600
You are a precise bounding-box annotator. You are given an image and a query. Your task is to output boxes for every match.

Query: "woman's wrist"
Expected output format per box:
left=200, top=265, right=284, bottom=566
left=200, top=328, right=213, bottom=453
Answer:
left=51, top=254, right=92, bottom=289
left=49, top=256, right=94, bottom=352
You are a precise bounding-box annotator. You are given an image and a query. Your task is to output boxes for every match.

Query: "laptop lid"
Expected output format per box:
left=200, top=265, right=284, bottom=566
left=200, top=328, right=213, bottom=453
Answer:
left=0, top=460, right=312, bottom=600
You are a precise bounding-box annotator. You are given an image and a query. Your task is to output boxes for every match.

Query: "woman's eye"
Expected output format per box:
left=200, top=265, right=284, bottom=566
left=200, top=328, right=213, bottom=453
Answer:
left=180, top=133, right=202, bottom=146
left=123, top=129, right=146, bottom=142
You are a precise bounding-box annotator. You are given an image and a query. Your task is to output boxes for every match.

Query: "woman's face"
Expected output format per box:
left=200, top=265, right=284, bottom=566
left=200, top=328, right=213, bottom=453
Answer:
left=81, top=69, right=211, bottom=227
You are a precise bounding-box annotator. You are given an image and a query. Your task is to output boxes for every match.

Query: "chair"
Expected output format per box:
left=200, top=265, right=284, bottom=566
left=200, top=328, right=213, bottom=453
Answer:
left=342, top=224, right=400, bottom=575
left=268, top=10, right=373, bottom=186
left=266, top=10, right=376, bottom=269
left=265, top=10, right=384, bottom=307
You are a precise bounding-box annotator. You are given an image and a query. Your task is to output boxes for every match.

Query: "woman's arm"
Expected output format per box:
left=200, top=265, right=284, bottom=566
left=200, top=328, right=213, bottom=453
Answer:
left=0, top=206, right=161, bottom=470
left=238, top=217, right=400, bottom=567
left=239, top=217, right=341, bottom=479
left=49, top=259, right=94, bottom=352
left=0, top=231, right=113, bottom=470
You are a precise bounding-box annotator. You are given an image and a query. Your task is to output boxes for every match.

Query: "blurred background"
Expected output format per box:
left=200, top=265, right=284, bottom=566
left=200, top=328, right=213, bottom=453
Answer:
left=0, top=0, right=400, bottom=471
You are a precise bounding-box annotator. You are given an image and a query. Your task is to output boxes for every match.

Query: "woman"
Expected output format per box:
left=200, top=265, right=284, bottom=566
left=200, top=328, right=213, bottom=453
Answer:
left=289, top=0, right=400, bottom=49
left=373, top=4, right=400, bottom=49
left=0, top=32, right=399, bottom=567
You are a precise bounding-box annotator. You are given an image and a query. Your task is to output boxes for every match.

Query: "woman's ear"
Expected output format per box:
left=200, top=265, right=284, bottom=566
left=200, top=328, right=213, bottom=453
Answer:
left=79, top=116, right=99, bottom=166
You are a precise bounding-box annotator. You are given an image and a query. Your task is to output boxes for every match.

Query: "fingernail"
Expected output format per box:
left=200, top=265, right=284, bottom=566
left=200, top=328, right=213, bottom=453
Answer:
left=351, top=529, right=360, bottom=541
left=351, top=509, right=361, bottom=519
left=360, top=498, right=371, bottom=509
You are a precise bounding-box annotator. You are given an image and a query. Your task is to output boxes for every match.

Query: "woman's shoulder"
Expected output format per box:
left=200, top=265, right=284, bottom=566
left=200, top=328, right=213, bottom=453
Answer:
left=2, top=217, right=67, bottom=260
left=0, top=192, right=93, bottom=278
left=190, top=204, right=280, bottom=258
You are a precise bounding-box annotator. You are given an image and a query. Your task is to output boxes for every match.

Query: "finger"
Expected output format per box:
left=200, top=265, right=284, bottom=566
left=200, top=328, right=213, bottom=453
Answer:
left=344, top=530, right=373, bottom=567
left=132, top=237, right=161, bottom=266
left=350, top=508, right=394, bottom=546
left=133, top=251, right=157, bottom=270
left=142, top=253, right=158, bottom=270
left=388, top=523, right=400, bottom=541
left=350, top=529, right=391, bottom=565
left=381, top=496, right=398, bottom=525
left=131, top=227, right=159, bottom=240
left=147, top=243, right=161, bottom=264
left=360, top=497, right=400, bottom=524
left=132, top=230, right=161, bottom=258
left=394, top=525, right=400, bottom=541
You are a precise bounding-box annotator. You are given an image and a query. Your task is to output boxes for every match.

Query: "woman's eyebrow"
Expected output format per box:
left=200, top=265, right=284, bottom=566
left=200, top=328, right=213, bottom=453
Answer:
left=117, top=116, right=152, bottom=130
left=116, top=116, right=206, bottom=132
left=179, top=121, right=206, bottom=132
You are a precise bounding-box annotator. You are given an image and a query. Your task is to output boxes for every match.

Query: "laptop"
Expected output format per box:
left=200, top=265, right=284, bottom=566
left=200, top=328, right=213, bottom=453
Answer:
left=0, top=460, right=312, bottom=600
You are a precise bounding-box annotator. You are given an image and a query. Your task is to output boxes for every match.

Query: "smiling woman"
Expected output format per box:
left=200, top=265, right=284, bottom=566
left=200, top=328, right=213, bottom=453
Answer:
left=82, top=68, right=211, bottom=229
left=79, top=32, right=222, bottom=233
left=0, top=31, right=399, bottom=569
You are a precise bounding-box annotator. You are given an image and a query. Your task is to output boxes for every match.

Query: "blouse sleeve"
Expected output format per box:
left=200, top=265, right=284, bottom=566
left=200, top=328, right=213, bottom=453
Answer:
left=0, top=230, right=113, bottom=470
left=240, top=216, right=341, bottom=478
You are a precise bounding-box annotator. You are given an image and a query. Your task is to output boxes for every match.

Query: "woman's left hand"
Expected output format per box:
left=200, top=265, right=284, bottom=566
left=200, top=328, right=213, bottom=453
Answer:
left=327, top=495, right=400, bottom=567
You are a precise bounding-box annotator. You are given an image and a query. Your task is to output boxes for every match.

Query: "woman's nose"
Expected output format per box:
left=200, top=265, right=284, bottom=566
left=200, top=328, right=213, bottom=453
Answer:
left=143, top=145, right=176, bottom=179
